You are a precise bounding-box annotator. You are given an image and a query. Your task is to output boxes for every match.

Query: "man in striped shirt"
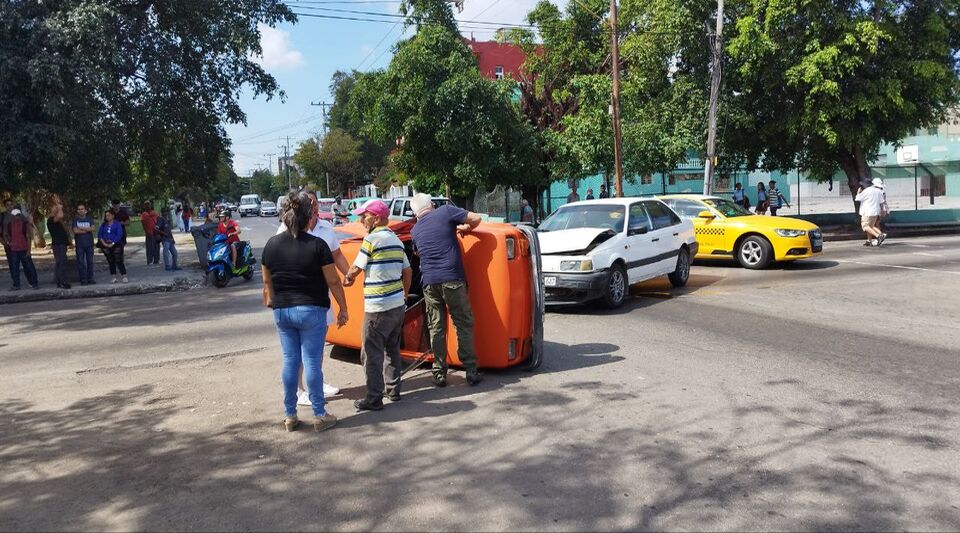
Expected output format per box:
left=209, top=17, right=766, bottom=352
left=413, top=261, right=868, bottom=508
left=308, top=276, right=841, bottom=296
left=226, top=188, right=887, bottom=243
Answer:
left=343, top=199, right=412, bottom=411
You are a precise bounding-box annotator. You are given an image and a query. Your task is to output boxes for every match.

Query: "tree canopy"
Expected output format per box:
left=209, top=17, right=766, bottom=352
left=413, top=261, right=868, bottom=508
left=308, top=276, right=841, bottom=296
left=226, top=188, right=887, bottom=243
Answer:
left=0, top=0, right=295, bottom=205
left=349, top=2, right=536, bottom=199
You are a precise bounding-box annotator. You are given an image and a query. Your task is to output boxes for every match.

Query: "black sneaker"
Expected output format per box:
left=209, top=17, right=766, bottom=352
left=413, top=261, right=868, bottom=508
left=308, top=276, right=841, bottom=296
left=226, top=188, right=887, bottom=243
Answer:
left=87, top=280, right=97, bottom=285
left=354, top=398, right=384, bottom=411
left=385, top=391, right=401, bottom=402
left=432, top=372, right=447, bottom=388
left=465, top=372, right=484, bottom=386
left=61, top=283, right=71, bottom=289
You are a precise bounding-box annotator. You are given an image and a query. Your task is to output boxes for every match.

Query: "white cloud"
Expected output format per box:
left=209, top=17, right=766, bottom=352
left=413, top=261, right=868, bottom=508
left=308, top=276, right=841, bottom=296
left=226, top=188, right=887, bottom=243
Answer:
left=254, top=24, right=305, bottom=71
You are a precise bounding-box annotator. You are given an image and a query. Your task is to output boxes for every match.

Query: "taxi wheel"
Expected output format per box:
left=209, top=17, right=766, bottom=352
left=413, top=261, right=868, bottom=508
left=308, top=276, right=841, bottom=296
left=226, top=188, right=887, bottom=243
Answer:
left=668, top=247, right=690, bottom=287
left=737, top=236, right=773, bottom=269
left=601, top=263, right=627, bottom=309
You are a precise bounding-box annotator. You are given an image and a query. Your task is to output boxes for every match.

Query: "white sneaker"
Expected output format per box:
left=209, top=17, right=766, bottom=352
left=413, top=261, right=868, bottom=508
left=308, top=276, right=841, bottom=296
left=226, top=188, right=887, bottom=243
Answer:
left=871, top=239, right=879, bottom=247
left=297, top=390, right=312, bottom=406
left=112, top=276, right=119, bottom=284
left=121, top=276, right=129, bottom=283
left=323, top=383, right=341, bottom=398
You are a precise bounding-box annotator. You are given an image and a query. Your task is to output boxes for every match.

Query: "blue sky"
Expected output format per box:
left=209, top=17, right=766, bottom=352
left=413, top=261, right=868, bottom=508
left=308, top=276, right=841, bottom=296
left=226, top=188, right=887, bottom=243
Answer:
left=226, top=0, right=568, bottom=176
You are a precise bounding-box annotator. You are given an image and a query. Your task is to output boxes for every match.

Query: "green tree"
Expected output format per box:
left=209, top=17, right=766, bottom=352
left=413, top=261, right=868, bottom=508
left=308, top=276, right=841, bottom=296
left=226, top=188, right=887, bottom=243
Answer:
left=617, top=0, right=960, bottom=210
left=293, top=139, right=325, bottom=189
left=251, top=169, right=286, bottom=201
left=0, top=0, right=294, bottom=206
left=508, top=0, right=610, bottom=208
left=327, top=70, right=391, bottom=182
left=349, top=1, right=536, bottom=200
left=318, top=129, right=363, bottom=196
left=725, top=0, right=960, bottom=202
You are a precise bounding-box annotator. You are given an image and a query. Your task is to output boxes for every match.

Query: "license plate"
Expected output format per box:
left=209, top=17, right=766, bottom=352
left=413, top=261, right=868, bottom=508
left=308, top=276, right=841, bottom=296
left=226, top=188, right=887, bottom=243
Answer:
left=543, top=276, right=557, bottom=287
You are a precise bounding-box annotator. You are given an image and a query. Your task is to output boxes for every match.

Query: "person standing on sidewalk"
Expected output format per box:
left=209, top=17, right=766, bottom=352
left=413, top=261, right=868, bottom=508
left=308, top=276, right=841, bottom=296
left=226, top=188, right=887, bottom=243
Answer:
left=856, top=179, right=888, bottom=247
left=109, top=200, right=131, bottom=246
left=72, top=204, right=96, bottom=285
left=277, top=190, right=350, bottom=403
left=261, top=191, right=348, bottom=432
left=140, top=203, right=160, bottom=266
left=410, top=193, right=484, bottom=387
left=3, top=207, right=39, bottom=290
left=732, top=183, right=746, bottom=208
left=181, top=204, right=193, bottom=233
left=98, top=210, right=128, bottom=283
left=155, top=207, right=180, bottom=270
left=343, top=200, right=412, bottom=411
left=1, top=199, right=14, bottom=274
left=46, top=204, right=72, bottom=289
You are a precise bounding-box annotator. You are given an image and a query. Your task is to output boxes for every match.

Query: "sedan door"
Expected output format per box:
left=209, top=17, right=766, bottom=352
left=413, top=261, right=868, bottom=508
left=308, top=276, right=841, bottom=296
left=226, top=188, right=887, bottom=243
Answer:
left=642, top=200, right=685, bottom=275
left=625, top=202, right=656, bottom=281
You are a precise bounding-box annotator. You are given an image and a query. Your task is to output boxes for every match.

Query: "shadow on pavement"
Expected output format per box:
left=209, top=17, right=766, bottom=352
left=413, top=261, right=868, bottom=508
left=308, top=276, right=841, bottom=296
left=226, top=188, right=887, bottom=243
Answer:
left=1, top=374, right=958, bottom=531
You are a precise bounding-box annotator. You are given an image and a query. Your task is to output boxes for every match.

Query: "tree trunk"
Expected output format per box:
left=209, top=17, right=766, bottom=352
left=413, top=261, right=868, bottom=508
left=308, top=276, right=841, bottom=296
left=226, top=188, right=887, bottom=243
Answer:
left=838, top=149, right=872, bottom=224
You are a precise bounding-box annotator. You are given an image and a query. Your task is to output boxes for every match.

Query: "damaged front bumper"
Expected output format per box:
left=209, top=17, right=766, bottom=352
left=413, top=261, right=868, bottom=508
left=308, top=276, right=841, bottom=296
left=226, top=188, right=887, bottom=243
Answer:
left=542, top=269, right=609, bottom=305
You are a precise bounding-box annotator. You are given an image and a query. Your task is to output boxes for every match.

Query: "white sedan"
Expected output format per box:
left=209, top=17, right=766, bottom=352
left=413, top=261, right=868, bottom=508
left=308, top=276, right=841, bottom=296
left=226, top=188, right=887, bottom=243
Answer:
left=538, top=198, right=697, bottom=308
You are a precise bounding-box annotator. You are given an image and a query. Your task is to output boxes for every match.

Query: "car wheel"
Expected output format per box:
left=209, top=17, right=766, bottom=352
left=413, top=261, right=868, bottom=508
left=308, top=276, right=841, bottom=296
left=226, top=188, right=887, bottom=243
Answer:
left=737, top=236, right=773, bottom=269
left=601, top=263, right=628, bottom=309
left=668, top=247, right=690, bottom=287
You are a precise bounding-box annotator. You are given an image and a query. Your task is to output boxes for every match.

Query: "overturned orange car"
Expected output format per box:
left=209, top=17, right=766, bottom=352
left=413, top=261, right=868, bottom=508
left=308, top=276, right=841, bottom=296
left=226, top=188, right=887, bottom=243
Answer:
left=326, top=220, right=544, bottom=370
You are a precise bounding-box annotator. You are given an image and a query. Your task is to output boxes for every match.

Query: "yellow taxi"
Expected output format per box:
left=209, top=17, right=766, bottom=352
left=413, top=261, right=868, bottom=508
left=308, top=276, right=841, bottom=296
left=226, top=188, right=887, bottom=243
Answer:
left=659, top=194, right=823, bottom=269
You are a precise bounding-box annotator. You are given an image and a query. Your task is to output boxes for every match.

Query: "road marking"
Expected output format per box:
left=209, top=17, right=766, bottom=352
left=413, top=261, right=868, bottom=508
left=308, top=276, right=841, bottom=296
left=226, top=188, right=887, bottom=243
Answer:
left=836, top=259, right=960, bottom=275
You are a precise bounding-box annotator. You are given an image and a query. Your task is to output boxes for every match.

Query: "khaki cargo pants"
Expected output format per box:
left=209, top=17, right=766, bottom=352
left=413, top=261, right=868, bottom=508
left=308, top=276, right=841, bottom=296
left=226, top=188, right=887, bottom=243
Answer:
left=423, top=280, right=478, bottom=375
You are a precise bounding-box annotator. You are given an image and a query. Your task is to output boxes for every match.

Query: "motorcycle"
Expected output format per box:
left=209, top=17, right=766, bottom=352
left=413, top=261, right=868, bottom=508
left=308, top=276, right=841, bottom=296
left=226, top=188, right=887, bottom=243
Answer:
left=207, top=233, right=256, bottom=288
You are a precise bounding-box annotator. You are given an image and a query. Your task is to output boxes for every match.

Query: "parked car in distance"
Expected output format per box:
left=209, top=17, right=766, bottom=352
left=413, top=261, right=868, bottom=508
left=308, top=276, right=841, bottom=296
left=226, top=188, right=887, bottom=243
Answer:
left=387, top=196, right=454, bottom=221
left=658, top=194, right=822, bottom=269
left=259, top=201, right=278, bottom=217
left=238, top=194, right=261, bottom=217
left=538, top=198, right=697, bottom=308
left=345, top=197, right=377, bottom=222
left=317, top=197, right=336, bottom=224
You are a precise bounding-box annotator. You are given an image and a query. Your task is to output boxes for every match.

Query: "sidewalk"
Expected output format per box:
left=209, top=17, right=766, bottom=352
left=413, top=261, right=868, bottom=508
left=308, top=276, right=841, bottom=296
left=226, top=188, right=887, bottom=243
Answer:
left=0, top=231, right=206, bottom=305
left=821, top=223, right=960, bottom=241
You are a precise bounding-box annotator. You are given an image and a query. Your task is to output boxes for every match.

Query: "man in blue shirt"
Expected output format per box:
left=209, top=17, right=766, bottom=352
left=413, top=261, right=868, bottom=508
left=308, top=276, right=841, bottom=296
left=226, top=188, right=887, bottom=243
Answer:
left=72, top=204, right=97, bottom=285
left=410, top=193, right=483, bottom=387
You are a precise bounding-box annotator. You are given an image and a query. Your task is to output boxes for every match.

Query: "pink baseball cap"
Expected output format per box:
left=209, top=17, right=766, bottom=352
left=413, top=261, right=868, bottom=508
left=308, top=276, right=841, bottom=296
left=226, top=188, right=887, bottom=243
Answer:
left=351, top=199, right=390, bottom=218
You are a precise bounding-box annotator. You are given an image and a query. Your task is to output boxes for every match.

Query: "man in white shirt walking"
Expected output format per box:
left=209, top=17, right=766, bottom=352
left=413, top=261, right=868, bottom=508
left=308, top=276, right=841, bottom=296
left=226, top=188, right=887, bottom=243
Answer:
left=855, top=178, right=889, bottom=247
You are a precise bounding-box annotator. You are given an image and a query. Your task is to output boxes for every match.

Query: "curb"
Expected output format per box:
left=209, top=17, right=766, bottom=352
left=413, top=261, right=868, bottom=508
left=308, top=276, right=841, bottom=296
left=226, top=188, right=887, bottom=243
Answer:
left=822, top=225, right=960, bottom=242
left=0, top=274, right=206, bottom=305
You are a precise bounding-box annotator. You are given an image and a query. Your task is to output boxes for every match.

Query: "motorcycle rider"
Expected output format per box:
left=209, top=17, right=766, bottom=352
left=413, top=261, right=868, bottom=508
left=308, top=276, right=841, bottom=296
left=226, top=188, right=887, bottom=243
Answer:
left=331, top=196, right=349, bottom=226
left=217, top=209, right=241, bottom=268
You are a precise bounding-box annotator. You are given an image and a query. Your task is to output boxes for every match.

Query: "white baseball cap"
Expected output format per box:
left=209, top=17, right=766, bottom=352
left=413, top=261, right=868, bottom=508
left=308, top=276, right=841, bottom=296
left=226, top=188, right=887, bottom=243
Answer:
left=872, top=178, right=884, bottom=188
left=10, top=208, right=21, bottom=216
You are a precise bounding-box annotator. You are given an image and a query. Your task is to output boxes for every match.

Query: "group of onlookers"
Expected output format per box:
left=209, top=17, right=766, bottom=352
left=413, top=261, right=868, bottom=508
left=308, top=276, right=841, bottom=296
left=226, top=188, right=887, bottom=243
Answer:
left=261, top=191, right=484, bottom=432
left=730, top=180, right=791, bottom=215
left=1, top=199, right=190, bottom=291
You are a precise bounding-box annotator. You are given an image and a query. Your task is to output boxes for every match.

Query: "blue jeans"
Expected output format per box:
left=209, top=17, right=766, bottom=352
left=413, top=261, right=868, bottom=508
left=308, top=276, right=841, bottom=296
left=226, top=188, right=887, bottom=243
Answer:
left=76, top=245, right=94, bottom=282
left=162, top=239, right=178, bottom=269
left=273, top=305, right=329, bottom=417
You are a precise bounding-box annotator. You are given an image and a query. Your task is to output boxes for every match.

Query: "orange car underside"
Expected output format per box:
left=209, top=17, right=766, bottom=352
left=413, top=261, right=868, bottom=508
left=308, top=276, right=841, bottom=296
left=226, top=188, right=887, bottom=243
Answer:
left=325, top=220, right=543, bottom=370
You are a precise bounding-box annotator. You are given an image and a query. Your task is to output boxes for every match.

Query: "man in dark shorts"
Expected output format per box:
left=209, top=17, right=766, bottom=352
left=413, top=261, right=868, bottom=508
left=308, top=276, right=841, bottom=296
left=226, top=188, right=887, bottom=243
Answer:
left=409, top=193, right=484, bottom=387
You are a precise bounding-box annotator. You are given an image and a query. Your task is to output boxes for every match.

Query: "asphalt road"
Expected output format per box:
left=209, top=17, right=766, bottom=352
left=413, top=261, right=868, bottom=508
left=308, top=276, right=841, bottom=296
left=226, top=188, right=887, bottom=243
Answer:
left=1, top=223, right=959, bottom=532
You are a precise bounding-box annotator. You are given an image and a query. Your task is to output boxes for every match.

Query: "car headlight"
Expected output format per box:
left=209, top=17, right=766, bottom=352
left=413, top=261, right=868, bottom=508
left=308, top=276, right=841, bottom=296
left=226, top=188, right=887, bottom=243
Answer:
left=775, top=229, right=807, bottom=237
left=560, top=260, right=594, bottom=272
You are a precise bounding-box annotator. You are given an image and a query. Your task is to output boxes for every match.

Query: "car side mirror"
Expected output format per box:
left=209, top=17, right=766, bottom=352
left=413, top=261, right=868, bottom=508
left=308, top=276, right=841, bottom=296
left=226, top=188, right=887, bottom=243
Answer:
left=628, top=226, right=649, bottom=236
left=697, top=210, right=716, bottom=219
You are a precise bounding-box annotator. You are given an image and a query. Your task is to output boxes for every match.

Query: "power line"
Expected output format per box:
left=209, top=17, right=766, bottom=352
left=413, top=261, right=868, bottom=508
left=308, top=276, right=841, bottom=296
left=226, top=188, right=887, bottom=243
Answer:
left=291, top=8, right=535, bottom=28
left=356, top=19, right=403, bottom=70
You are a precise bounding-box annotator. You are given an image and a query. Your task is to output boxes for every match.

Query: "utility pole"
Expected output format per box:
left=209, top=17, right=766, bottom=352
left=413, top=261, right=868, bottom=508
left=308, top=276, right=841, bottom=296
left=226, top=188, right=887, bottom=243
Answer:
left=609, top=0, right=625, bottom=198
left=284, top=137, right=291, bottom=191
left=311, top=100, right=335, bottom=196
left=703, top=0, right=725, bottom=195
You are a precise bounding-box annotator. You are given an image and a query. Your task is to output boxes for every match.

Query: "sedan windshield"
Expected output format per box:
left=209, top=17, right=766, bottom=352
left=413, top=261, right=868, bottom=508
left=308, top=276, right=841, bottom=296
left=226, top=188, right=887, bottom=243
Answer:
left=539, top=204, right=626, bottom=233
left=704, top=198, right=752, bottom=218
